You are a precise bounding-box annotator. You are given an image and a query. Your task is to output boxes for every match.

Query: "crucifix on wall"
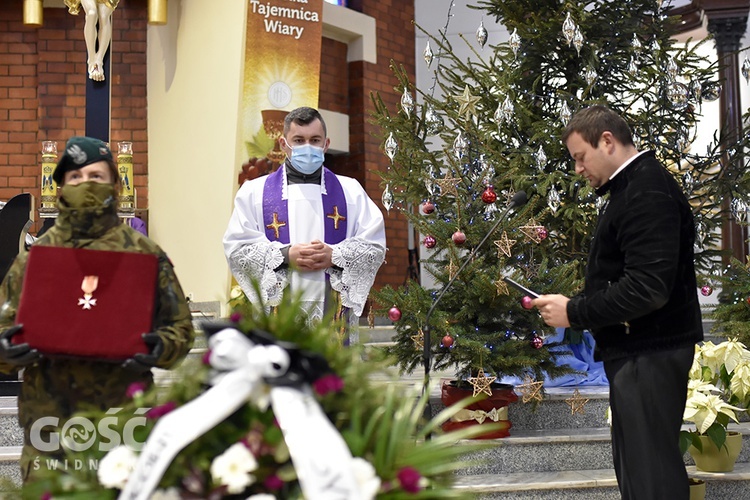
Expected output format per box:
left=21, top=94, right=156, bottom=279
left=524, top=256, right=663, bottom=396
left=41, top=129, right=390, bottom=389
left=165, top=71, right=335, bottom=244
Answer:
left=64, top=0, right=117, bottom=142
left=64, top=0, right=118, bottom=81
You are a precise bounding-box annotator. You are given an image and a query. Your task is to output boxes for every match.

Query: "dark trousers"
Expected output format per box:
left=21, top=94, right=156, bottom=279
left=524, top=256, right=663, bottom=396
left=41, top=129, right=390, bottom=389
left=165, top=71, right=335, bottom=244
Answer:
left=604, top=344, right=694, bottom=500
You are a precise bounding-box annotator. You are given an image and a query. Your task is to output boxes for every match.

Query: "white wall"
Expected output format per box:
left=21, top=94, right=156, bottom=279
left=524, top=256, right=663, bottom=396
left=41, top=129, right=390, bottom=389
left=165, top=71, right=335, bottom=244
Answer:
left=147, top=1, right=248, bottom=310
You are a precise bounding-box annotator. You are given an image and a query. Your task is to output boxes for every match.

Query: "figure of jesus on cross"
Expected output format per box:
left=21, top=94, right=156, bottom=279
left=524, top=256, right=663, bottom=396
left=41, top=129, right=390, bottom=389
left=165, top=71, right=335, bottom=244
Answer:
left=64, top=0, right=119, bottom=81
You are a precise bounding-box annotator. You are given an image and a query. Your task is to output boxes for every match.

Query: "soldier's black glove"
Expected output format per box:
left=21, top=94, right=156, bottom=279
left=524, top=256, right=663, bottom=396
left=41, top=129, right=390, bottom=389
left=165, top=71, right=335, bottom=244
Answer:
left=0, top=324, right=41, bottom=366
left=122, top=333, right=164, bottom=374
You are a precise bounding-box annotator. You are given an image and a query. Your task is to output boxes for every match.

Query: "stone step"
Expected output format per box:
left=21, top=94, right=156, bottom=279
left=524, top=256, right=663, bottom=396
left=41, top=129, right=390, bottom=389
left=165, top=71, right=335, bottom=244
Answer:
left=456, top=422, right=750, bottom=475
left=454, top=462, right=750, bottom=499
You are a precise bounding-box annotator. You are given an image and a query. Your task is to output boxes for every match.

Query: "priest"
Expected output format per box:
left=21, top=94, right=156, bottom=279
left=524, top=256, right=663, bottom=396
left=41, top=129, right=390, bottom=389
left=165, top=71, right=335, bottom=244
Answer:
left=224, top=107, right=386, bottom=340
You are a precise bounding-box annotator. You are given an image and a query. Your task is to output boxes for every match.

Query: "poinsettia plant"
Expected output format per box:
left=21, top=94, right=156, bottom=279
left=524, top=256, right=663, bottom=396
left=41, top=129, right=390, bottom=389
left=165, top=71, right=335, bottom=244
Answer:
left=680, top=339, right=750, bottom=454
left=17, top=284, right=498, bottom=499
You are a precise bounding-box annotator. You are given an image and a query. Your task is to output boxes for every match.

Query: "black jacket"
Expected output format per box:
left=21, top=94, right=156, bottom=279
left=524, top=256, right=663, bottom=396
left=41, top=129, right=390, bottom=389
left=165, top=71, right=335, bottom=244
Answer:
left=567, top=151, right=703, bottom=361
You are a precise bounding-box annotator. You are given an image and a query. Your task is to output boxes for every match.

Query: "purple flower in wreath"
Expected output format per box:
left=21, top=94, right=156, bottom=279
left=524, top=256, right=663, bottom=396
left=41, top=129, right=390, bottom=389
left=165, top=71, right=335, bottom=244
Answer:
left=230, top=312, right=242, bottom=323
left=312, top=374, right=344, bottom=396
left=397, top=466, right=423, bottom=493
left=264, top=474, right=284, bottom=490
left=202, top=349, right=212, bottom=365
left=146, top=401, right=177, bottom=420
left=125, top=382, right=147, bottom=399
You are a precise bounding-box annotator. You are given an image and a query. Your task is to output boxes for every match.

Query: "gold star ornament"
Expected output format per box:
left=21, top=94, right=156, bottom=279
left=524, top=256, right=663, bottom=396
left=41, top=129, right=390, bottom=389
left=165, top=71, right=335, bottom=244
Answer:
left=453, top=85, right=481, bottom=119
left=411, top=329, right=425, bottom=350
left=565, top=389, right=589, bottom=414
left=446, top=258, right=458, bottom=280
left=468, top=370, right=497, bottom=398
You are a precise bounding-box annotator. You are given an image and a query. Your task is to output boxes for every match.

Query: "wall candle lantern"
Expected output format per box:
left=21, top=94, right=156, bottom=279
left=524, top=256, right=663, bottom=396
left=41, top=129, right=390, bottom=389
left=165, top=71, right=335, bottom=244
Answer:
left=40, top=141, right=58, bottom=217
left=117, top=142, right=135, bottom=216
left=23, top=0, right=43, bottom=27
left=148, top=0, right=168, bottom=25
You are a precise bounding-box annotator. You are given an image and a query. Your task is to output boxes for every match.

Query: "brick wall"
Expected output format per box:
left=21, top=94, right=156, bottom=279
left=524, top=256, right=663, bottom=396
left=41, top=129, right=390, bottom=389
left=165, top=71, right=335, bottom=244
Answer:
left=0, top=0, right=148, bottom=232
left=338, top=0, right=415, bottom=292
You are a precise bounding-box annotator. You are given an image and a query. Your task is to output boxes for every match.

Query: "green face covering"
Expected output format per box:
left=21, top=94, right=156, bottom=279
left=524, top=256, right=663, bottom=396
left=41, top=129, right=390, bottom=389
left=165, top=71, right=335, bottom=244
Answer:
left=57, top=181, right=120, bottom=239
left=60, top=181, right=117, bottom=210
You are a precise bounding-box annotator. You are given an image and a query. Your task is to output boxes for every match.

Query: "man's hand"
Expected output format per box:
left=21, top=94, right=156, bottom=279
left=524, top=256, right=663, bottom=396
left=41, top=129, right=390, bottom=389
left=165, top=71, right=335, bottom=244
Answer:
left=289, top=240, right=333, bottom=271
left=122, top=333, right=164, bottom=374
left=0, top=324, right=41, bottom=366
left=532, top=294, right=571, bottom=328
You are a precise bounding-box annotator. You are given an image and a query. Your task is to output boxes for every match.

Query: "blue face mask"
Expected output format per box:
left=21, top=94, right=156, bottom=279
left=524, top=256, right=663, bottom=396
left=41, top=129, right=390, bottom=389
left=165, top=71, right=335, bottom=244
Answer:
left=286, top=142, right=325, bottom=175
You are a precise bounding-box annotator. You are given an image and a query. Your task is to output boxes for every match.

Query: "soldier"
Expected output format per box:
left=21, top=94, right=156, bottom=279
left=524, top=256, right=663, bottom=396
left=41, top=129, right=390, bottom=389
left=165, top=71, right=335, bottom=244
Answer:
left=0, top=136, right=194, bottom=482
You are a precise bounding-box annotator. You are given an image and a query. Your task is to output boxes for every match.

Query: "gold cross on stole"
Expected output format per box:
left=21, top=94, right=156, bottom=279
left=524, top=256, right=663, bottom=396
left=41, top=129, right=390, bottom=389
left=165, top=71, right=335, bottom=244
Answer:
left=266, top=212, right=287, bottom=240
left=326, top=205, right=346, bottom=230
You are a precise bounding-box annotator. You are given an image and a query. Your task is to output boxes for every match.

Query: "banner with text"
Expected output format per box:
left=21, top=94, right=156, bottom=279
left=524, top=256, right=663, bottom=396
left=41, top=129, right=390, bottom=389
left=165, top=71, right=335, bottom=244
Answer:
left=242, top=0, right=324, bottom=165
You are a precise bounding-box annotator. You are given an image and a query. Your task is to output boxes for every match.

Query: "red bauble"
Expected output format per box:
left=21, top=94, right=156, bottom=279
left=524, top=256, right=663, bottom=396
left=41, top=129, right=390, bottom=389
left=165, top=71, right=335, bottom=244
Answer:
left=388, top=306, right=402, bottom=322
left=442, top=335, right=454, bottom=348
left=521, top=296, right=534, bottom=310
left=481, top=186, right=497, bottom=204
left=700, top=285, right=713, bottom=296
left=422, top=201, right=435, bottom=214
left=452, top=231, right=467, bottom=245
left=746, top=296, right=750, bottom=306
left=537, top=227, right=548, bottom=240
left=423, top=235, right=437, bottom=249
left=531, top=335, right=544, bottom=349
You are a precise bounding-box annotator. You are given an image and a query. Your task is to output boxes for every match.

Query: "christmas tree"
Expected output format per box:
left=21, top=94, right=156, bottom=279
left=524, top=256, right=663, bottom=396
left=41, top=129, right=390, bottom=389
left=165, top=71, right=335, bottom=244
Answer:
left=711, top=257, right=750, bottom=345
left=370, top=0, right=750, bottom=383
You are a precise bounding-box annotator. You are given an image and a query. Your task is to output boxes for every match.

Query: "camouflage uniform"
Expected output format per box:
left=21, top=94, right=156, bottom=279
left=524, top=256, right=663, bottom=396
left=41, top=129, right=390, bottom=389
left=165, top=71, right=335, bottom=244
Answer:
left=0, top=195, right=194, bottom=479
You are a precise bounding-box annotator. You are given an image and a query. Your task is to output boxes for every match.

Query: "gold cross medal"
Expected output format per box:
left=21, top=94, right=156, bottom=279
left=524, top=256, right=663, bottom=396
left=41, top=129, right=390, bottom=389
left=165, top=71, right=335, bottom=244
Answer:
left=78, top=275, right=99, bottom=310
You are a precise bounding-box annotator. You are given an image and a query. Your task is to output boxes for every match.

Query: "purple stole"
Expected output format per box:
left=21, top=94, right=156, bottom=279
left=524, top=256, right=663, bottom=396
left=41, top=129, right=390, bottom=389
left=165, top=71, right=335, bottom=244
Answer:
left=262, top=166, right=348, bottom=244
left=262, top=166, right=351, bottom=340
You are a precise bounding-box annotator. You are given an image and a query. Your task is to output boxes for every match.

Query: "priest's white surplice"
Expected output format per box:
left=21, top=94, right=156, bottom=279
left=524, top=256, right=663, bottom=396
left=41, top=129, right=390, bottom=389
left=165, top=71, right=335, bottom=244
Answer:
left=223, top=168, right=386, bottom=324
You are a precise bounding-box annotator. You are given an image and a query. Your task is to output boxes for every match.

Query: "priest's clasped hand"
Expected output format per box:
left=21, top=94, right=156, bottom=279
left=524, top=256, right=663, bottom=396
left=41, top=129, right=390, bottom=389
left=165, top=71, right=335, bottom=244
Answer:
left=289, top=239, right=333, bottom=271
left=122, top=333, right=165, bottom=374
left=0, top=324, right=41, bottom=366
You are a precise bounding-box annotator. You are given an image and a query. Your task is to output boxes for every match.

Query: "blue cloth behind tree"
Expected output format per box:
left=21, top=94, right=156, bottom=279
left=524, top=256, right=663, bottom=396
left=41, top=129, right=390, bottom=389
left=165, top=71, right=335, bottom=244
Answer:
left=499, top=328, right=608, bottom=386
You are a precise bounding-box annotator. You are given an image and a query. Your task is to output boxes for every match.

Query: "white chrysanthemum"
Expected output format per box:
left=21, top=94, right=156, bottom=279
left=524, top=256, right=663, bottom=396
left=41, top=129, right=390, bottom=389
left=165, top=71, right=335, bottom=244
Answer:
left=97, top=445, right=138, bottom=490
left=210, top=442, right=258, bottom=494
left=351, top=457, right=381, bottom=500
left=230, top=285, right=244, bottom=300
left=149, top=487, right=181, bottom=500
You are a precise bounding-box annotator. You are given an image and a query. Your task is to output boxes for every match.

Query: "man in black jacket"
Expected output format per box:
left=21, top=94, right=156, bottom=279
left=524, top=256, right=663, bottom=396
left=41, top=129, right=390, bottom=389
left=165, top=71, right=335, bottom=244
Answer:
left=533, top=105, right=703, bottom=500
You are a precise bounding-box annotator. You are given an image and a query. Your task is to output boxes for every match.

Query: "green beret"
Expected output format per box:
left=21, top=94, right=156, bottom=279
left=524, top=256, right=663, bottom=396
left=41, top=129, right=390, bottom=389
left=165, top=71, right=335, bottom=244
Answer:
left=53, top=136, right=113, bottom=184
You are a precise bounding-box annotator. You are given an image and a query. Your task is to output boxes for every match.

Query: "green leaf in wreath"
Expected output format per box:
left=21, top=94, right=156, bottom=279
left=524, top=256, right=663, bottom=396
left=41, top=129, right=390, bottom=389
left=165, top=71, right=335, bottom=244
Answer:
left=245, top=127, right=277, bottom=159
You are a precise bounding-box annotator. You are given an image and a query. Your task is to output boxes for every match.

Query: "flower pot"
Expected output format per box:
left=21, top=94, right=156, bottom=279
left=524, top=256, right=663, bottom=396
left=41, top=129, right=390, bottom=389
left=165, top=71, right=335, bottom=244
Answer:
left=689, top=478, right=706, bottom=500
left=440, top=379, right=518, bottom=439
left=688, top=431, right=743, bottom=472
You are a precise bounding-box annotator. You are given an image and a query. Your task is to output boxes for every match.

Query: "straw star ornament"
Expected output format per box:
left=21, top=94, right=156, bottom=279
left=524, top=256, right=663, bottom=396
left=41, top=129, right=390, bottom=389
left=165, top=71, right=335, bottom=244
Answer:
left=515, top=374, right=544, bottom=403
left=494, top=232, right=517, bottom=258
left=565, top=389, right=589, bottom=415
left=468, top=370, right=497, bottom=397
left=436, top=175, right=461, bottom=197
